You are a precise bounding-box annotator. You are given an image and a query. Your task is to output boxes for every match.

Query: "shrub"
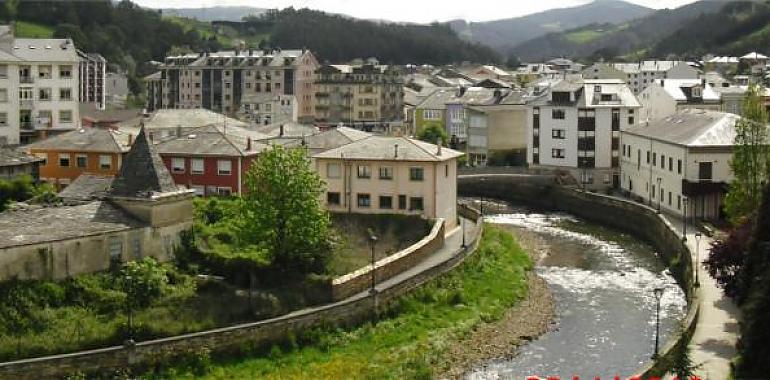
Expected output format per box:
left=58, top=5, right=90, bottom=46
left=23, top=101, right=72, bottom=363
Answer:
left=704, top=218, right=753, bottom=301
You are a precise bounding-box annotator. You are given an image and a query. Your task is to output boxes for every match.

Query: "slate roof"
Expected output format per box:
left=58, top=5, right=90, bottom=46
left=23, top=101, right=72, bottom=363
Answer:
left=0, top=201, right=139, bottom=249
left=285, top=126, right=371, bottom=154
left=313, top=136, right=464, bottom=162
left=0, top=146, right=43, bottom=167
left=25, top=127, right=129, bottom=153
left=254, top=122, right=319, bottom=138
left=109, top=127, right=180, bottom=198
left=657, top=79, right=720, bottom=102
left=10, top=38, right=78, bottom=62
left=624, top=109, right=741, bottom=147
left=155, top=124, right=270, bottom=156
left=58, top=174, right=114, bottom=203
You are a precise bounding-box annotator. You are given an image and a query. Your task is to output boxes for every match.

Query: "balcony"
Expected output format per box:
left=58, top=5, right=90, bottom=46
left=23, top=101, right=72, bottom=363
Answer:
left=20, top=121, right=34, bottom=130
left=681, top=179, right=728, bottom=196
left=19, top=99, right=34, bottom=109
left=19, top=76, right=34, bottom=84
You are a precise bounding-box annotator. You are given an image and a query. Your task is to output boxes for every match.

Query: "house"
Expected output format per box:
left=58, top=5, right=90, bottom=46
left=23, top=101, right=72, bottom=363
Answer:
left=638, top=79, right=721, bottom=122
left=105, top=71, right=129, bottom=106
left=116, top=108, right=253, bottom=145
left=145, top=48, right=319, bottom=122
left=154, top=124, right=269, bottom=196
left=527, top=78, right=640, bottom=189
left=313, top=136, right=463, bottom=228
left=0, top=25, right=81, bottom=145
left=620, top=109, right=741, bottom=220
left=740, top=52, right=768, bottom=75
left=285, top=126, right=370, bottom=156
left=78, top=50, right=106, bottom=110
left=25, top=127, right=130, bottom=189
left=0, top=127, right=193, bottom=282
left=415, top=87, right=505, bottom=145
left=546, top=58, right=584, bottom=74
left=463, top=65, right=513, bottom=82
left=238, top=93, right=297, bottom=126
left=466, top=90, right=528, bottom=167
left=79, top=104, right=139, bottom=129
left=585, top=61, right=700, bottom=94
left=0, top=145, right=43, bottom=181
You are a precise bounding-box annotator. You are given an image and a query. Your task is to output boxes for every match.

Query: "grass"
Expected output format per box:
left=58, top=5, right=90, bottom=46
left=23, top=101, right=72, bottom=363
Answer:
left=159, top=224, right=533, bottom=379
left=14, top=21, right=54, bottom=38
left=564, top=29, right=604, bottom=44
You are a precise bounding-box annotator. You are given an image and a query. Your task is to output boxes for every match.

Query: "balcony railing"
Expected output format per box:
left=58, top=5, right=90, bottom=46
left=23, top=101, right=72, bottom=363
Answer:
left=19, top=100, right=34, bottom=109
left=19, top=76, right=34, bottom=84
left=20, top=121, right=34, bottom=130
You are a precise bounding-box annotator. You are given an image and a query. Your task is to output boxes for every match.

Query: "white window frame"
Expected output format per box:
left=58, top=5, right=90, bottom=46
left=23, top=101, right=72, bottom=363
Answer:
left=99, top=155, right=111, bottom=170
left=217, top=159, right=232, bottom=175
left=172, top=157, right=186, bottom=173
left=191, top=158, right=204, bottom=175
left=327, top=163, right=341, bottom=179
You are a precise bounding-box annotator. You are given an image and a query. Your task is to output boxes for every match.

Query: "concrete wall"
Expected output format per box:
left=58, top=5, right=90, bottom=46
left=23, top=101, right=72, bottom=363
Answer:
left=331, top=218, right=445, bottom=301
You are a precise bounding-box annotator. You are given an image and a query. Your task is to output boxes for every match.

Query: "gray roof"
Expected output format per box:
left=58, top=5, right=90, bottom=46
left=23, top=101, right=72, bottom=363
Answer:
left=313, top=136, right=464, bottom=162
left=58, top=174, right=114, bottom=203
left=25, top=127, right=128, bottom=153
left=155, top=124, right=270, bottom=157
left=109, top=128, right=180, bottom=198
left=0, top=201, right=139, bottom=249
left=10, top=38, right=78, bottom=62
left=624, top=109, right=741, bottom=147
left=0, top=146, right=43, bottom=167
left=117, top=109, right=249, bottom=131
left=286, top=126, right=371, bottom=154
left=254, top=122, right=319, bottom=138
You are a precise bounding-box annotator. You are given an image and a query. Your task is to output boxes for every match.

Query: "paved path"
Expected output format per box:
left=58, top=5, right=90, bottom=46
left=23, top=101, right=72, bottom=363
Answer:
left=660, top=213, right=740, bottom=380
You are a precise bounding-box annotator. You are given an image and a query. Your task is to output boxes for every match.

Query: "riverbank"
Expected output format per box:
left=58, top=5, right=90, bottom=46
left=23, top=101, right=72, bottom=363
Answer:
left=152, top=225, right=542, bottom=379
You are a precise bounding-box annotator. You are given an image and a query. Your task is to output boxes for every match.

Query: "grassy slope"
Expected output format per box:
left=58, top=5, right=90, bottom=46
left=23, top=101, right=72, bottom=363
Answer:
left=165, top=225, right=532, bottom=379
left=14, top=21, right=54, bottom=38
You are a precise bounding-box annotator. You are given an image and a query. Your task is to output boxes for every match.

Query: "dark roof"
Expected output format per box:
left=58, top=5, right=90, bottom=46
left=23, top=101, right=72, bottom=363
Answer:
left=25, top=127, right=128, bottom=153
left=58, top=174, right=114, bottom=202
left=109, top=127, right=179, bottom=198
left=0, top=146, right=43, bottom=167
left=624, top=109, right=740, bottom=147
left=155, top=125, right=269, bottom=156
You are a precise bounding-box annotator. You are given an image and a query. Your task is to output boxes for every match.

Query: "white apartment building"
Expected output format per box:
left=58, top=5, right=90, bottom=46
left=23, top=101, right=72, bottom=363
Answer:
left=78, top=50, right=106, bottom=110
left=583, top=61, right=700, bottom=94
left=0, top=25, right=80, bottom=145
left=527, top=78, right=640, bottom=189
left=620, top=109, right=739, bottom=220
left=238, top=93, right=297, bottom=125
left=638, top=79, right=721, bottom=122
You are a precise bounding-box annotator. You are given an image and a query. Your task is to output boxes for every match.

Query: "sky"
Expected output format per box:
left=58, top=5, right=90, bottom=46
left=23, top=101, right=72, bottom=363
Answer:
left=133, top=0, right=700, bottom=24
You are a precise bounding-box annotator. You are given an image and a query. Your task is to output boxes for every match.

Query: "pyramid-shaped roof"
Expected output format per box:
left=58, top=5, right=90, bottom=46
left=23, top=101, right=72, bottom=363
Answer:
left=109, top=127, right=179, bottom=198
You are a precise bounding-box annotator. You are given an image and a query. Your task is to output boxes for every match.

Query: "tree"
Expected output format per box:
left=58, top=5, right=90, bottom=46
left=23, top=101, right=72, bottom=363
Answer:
left=724, top=84, right=770, bottom=224
left=668, top=327, right=699, bottom=380
left=505, top=54, right=521, bottom=70
left=416, top=122, right=448, bottom=145
left=117, top=258, right=169, bottom=309
left=704, top=219, right=753, bottom=300
left=240, top=145, right=332, bottom=277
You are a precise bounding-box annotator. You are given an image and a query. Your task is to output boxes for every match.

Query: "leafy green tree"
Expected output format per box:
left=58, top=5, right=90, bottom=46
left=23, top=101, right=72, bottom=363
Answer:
left=416, top=122, right=448, bottom=145
left=240, top=145, right=332, bottom=276
left=668, top=326, right=699, bottom=379
left=724, top=84, right=770, bottom=224
left=117, top=258, right=169, bottom=308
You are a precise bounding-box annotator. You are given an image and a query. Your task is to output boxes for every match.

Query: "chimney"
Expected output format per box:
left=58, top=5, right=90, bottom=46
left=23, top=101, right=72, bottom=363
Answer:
left=279, top=124, right=284, bottom=137
left=394, top=143, right=399, bottom=158
left=701, top=78, right=706, bottom=86
left=246, top=137, right=252, bottom=151
left=436, top=138, right=442, bottom=156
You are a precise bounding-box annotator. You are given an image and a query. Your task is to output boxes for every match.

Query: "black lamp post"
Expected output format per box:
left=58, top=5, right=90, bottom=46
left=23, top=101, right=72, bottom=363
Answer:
left=656, top=177, right=662, bottom=213
left=125, top=275, right=134, bottom=345
left=652, top=287, right=664, bottom=359
left=478, top=177, right=486, bottom=216
left=683, top=197, right=689, bottom=240
left=369, top=234, right=378, bottom=295
left=695, top=232, right=702, bottom=287
left=461, top=216, right=466, bottom=249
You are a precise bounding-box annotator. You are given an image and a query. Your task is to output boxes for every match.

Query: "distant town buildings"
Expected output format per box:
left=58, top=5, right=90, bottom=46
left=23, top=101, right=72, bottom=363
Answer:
left=639, top=79, right=721, bottom=122
left=78, top=50, right=106, bottom=110
left=0, top=145, right=42, bottom=181
left=583, top=61, right=699, bottom=94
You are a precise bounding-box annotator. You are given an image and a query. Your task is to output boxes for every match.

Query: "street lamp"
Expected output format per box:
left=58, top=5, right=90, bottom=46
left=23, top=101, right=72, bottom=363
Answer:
left=652, top=287, right=664, bottom=360
left=461, top=216, right=467, bottom=249
left=125, top=275, right=134, bottom=346
left=682, top=197, right=689, bottom=240
left=478, top=177, right=486, bottom=216
left=656, top=177, right=662, bottom=213
left=369, top=233, right=378, bottom=295
left=695, top=232, right=702, bottom=287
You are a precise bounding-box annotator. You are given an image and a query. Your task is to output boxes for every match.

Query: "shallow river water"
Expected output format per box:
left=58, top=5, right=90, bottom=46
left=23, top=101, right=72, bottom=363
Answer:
left=466, top=200, right=687, bottom=380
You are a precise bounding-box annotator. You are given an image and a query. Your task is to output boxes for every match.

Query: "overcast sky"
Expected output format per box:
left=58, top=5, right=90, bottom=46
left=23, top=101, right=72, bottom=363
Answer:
left=133, top=0, right=700, bottom=23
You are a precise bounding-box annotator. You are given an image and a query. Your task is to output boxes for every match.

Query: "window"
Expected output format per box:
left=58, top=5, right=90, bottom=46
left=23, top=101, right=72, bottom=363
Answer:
left=59, top=110, right=73, bottom=123
left=552, top=129, right=566, bottom=139
left=423, top=109, right=442, bottom=120
left=217, top=159, right=232, bottom=175
left=0, top=64, right=6, bottom=78
left=327, top=192, right=341, bottom=205
left=191, top=158, right=204, bottom=174
left=172, top=157, right=185, bottom=173
left=38, top=88, right=51, bottom=101
left=409, top=197, right=424, bottom=211
left=652, top=153, right=657, bottom=166
left=677, top=159, right=682, bottom=174
left=357, top=193, right=371, bottom=208
left=552, top=149, right=565, bottom=159
left=628, top=117, right=635, bottom=125
left=698, top=162, right=713, bottom=180
left=217, top=187, right=232, bottom=196
left=357, top=165, right=371, bottom=179
left=379, top=166, right=393, bottom=180
left=58, top=153, right=70, bottom=167
left=661, top=155, right=666, bottom=169
left=0, top=112, right=6, bottom=126
left=59, top=65, right=72, bottom=78
left=327, top=163, right=341, bottom=179
left=0, top=89, right=6, bottom=102
left=38, top=65, right=52, bottom=79
left=59, top=88, right=72, bottom=101
left=668, top=157, right=673, bottom=171
left=379, top=195, right=393, bottom=209
left=409, top=167, right=424, bottom=181
left=399, top=195, right=407, bottom=210
left=99, top=155, right=111, bottom=170
left=552, top=109, right=566, bottom=119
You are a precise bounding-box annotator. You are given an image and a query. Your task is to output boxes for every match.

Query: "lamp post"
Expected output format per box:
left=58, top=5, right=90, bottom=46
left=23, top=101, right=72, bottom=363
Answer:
left=478, top=177, right=486, bottom=216
left=369, top=234, right=378, bottom=295
left=652, top=287, right=664, bottom=360
left=125, top=275, right=134, bottom=346
left=695, top=232, right=702, bottom=287
left=683, top=197, right=689, bottom=240
left=656, top=177, right=662, bottom=213
left=461, top=216, right=467, bottom=249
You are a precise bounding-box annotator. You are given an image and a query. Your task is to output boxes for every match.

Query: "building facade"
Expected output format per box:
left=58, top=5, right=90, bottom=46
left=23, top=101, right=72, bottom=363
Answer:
left=638, top=79, right=721, bottom=122
left=145, top=48, right=318, bottom=122
left=238, top=93, right=297, bottom=125
left=527, top=78, right=640, bottom=189
left=466, top=91, right=528, bottom=167
left=0, top=146, right=42, bottom=181
left=78, top=50, right=106, bottom=110
left=583, top=61, right=700, bottom=94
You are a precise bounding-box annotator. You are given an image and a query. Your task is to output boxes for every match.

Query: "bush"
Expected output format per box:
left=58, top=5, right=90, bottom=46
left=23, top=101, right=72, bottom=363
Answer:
left=704, top=219, right=753, bottom=301
left=117, top=258, right=170, bottom=309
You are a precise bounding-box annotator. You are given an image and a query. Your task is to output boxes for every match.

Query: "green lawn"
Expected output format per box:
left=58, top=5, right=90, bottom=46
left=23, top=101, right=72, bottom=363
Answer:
left=564, top=29, right=604, bottom=44
left=159, top=225, right=533, bottom=379
left=15, top=21, right=54, bottom=38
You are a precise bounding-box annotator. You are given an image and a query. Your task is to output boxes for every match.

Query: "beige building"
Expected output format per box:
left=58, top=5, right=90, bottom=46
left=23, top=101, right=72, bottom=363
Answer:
left=313, top=136, right=463, bottom=228
left=145, top=48, right=318, bottom=122
left=314, top=64, right=404, bottom=129
left=466, top=90, right=528, bottom=166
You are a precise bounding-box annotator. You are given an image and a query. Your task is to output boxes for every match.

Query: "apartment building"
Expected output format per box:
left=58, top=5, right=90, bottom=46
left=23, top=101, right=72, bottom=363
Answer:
left=582, top=61, right=699, bottom=94
left=620, top=109, right=739, bottom=220
left=238, top=93, right=297, bottom=125
left=527, top=78, right=640, bottom=189
left=466, top=90, right=528, bottom=167
left=0, top=25, right=80, bottom=145
left=638, top=79, right=721, bottom=122
left=145, top=48, right=318, bottom=122
left=314, top=64, right=404, bottom=129
left=78, top=50, right=106, bottom=110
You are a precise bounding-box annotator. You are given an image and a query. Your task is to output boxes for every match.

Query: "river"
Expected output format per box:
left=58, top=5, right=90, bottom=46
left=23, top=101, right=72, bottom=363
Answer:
left=466, top=199, right=687, bottom=379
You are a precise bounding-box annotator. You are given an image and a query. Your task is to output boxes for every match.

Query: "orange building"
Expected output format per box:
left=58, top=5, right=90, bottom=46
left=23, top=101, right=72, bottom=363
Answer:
left=25, top=127, right=131, bottom=190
